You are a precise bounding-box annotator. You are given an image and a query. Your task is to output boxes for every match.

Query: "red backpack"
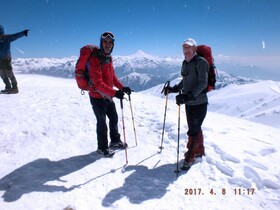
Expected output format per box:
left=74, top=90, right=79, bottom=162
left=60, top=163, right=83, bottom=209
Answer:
left=196, top=45, right=217, bottom=92
left=75, top=44, right=100, bottom=94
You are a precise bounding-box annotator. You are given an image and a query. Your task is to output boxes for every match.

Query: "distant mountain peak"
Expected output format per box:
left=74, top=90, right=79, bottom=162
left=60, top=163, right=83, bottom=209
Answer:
left=134, top=50, right=149, bottom=57
left=128, top=50, right=158, bottom=60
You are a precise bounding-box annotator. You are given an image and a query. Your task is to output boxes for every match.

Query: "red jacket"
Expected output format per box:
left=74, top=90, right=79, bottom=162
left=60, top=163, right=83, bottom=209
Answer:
left=88, top=55, right=123, bottom=99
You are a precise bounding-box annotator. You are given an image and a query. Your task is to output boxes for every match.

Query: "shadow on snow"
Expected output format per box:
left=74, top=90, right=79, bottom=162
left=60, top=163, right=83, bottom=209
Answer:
left=102, top=160, right=187, bottom=207
left=0, top=152, right=100, bottom=202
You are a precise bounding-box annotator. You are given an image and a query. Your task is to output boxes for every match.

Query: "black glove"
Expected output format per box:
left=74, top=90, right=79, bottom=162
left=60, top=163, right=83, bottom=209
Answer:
left=122, top=87, right=132, bottom=95
left=115, top=90, right=124, bottom=99
left=175, top=94, right=187, bottom=105
left=23, top=29, right=29, bottom=36
left=175, top=91, right=195, bottom=105
left=163, top=85, right=179, bottom=96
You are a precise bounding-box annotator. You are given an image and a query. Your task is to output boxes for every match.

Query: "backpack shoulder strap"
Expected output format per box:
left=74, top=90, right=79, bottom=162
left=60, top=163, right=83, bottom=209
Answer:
left=194, top=55, right=208, bottom=93
left=90, top=49, right=111, bottom=69
left=194, top=55, right=200, bottom=75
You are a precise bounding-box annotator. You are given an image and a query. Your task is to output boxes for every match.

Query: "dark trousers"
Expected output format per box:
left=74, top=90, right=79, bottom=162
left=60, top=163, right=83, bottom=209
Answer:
left=0, top=59, right=17, bottom=89
left=185, top=103, right=207, bottom=137
left=90, top=97, right=121, bottom=150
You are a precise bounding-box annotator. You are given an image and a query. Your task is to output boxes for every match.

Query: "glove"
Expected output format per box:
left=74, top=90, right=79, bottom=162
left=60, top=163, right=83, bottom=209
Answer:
left=175, top=91, right=195, bottom=105
left=122, top=86, right=132, bottom=95
left=163, top=85, right=179, bottom=96
left=175, top=94, right=187, bottom=106
left=115, top=90, right=124, bottom=99
left=23, top=29, right=30, bottom=36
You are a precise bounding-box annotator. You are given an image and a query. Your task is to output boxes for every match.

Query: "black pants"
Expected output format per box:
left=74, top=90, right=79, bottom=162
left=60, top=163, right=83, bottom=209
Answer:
left=90, top=97, right=121, bottom=150
left=185, top=103, right=207, bottom=137
left=0, top=59, right=17, bottom=89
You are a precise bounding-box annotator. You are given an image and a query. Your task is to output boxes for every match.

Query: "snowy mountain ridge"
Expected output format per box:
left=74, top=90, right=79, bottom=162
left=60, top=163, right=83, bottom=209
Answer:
left=12, top=51, right=256, bottom=91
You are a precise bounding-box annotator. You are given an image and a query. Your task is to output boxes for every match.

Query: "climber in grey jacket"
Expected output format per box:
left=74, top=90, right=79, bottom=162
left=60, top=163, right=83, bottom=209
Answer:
left=163, top=38, right=209, bottom=170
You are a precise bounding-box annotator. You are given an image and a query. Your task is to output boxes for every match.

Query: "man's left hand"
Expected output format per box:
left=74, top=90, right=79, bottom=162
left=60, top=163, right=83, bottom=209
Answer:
left=175, top=94, right=187, bottom=105
left=122, top=87, right=132, bottom=95
left=23, top=29, right=30, bottom=36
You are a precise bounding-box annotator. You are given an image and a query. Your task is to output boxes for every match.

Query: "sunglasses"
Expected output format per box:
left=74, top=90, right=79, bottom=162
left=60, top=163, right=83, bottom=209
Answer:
left=101, top=32, right=115, bottom=40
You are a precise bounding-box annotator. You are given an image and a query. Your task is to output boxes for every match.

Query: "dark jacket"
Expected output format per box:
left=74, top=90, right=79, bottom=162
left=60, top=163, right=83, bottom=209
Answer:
left=178, top=54, right=209, bottom=105
left=0, top=30, right=26, bottom=60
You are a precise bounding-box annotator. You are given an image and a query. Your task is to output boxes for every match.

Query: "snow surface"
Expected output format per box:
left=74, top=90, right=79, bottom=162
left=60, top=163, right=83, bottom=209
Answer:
left=0, top=75, right=280, bottom=210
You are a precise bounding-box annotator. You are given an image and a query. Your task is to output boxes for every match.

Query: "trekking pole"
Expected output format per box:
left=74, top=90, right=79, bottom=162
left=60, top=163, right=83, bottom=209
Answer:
left=128, top=94, right=137, bottom=146
left=120, top=99, right=128, bottom=164
left=159, top=81, right=170, bottom=152
left=174, top=104, right=181, bottom=176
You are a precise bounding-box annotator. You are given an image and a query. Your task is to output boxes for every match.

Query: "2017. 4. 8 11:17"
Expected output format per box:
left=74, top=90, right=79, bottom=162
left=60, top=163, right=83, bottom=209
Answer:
left=184, top=188, right=256, bottom=196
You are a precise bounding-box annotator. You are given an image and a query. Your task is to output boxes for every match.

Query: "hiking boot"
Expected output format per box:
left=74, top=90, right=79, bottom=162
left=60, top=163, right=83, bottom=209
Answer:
left=6, top=87, right=19, bottom=94
left=0, top=88, right=11, bottom=94
left=195, top=153, right=203, bottom=158
left=181, top=156, right=203, bottom=171
left=180, top=160, right=194, bottom=171
left=97, top=148, right=115, bottom=157
left=109, top=141, right=128, bottom=149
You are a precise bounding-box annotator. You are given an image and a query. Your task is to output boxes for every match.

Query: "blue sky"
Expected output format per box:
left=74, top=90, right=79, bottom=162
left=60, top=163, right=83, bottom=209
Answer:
left=1, top=0, right=280, bottom=70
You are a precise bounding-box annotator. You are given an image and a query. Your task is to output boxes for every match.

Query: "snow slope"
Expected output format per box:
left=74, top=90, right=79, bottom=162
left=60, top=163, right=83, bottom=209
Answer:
left=208, top=80, right=280, bottom=129
left=0, top=75, right=279, bottom=210
left=142, top=79, right=280, bottom=129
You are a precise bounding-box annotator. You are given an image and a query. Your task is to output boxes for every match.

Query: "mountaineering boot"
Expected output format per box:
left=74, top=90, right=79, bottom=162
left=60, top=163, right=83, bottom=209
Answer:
left=0, top=88, right=11, bottom=94
left=97, top=148, right=115, bottom=157
left=181, top=156, right=203, bottom=170
left=181, top=136, right=196, bottom=170
left=181, top=160, right=193, bottom=171
left=109, top=140, right=128, bottom=150
left=6, top=87, right=19, bottom=94
left=181, top=134, right=200, bottom=170
left=181, top=131, right=206, bottom=170
left=1, top=78, right=12, bottom=94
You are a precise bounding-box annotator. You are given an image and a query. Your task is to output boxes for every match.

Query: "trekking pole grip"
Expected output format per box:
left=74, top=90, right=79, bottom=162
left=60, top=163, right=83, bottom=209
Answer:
left=120, top=98, right=124, bottom=109
left=161, top=81, right=170, bottom=94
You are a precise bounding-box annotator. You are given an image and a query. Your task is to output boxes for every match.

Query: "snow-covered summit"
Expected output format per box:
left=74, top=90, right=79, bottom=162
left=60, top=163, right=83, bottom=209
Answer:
left=125, top=50, right=159, bottom=59
left=0, top=75, right=279, bottom=210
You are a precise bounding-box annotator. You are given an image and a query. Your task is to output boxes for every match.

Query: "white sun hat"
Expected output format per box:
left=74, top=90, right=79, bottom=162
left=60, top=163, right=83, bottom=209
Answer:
left=182, top=38, right=197, bottom=46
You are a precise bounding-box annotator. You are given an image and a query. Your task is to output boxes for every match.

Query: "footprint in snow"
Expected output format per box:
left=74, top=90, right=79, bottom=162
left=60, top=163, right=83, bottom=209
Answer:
left=244, top=166, right=263, bottom=190
left=259, top=147, right=276, bottom=156
left=211, top=143, right=241, bottom=164
left=244, top=159, right=268, bottom=170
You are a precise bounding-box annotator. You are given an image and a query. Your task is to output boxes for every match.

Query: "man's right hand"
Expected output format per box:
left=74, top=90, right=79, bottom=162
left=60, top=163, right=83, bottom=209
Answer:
left=163, top=85, right=179, bottom=96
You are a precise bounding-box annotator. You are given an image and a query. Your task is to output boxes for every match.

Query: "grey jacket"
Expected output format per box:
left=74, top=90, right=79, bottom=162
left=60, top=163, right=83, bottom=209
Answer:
left=178, top=54, right=209, bottom=105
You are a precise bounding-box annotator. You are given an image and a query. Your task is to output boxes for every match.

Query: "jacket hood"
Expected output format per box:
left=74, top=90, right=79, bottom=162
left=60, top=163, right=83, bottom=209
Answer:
left=99, top=37, right=115, bottom=55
